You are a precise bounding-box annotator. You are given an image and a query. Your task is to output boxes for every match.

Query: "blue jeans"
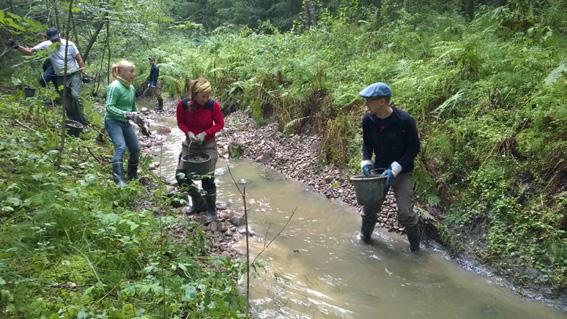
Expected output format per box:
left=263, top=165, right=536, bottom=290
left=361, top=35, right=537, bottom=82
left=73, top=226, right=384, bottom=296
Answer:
left=105, top=117, right=140, bottom=164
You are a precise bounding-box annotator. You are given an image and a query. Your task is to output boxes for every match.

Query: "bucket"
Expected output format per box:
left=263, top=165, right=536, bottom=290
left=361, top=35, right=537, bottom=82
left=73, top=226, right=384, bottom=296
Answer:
left=350, top=175, right=387, bottom=206
left=23, top=87, right=36, bottom=98
left=182, top=153, right=214, bottom=179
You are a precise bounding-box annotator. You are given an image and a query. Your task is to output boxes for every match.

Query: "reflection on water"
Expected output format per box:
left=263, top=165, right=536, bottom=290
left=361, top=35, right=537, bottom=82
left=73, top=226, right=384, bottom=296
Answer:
left=153, top=116, right=566, bottom=319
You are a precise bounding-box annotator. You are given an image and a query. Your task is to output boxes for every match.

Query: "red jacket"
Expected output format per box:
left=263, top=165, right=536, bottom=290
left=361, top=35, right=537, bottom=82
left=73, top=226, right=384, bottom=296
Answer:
left=176, top=98, right=224, bottom=142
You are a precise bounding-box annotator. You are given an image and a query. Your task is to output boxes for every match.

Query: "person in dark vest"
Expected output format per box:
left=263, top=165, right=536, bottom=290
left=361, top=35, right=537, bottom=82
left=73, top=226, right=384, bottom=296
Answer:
left=175, top=78, right=224, bottom=222
left=359, top=82, right=421, bottom=252
left=145, top=57, right=163, bottom=111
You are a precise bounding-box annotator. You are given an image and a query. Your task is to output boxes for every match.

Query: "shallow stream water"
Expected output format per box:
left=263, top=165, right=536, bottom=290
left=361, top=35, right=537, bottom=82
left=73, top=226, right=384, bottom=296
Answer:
left=150, top=113, right=566, bottom=319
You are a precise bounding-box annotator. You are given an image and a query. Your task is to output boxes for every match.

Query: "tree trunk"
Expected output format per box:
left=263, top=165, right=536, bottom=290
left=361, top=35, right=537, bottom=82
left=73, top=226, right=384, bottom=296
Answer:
left=71, top=9, right=80, bottom=50
left=81, top=20, right=106, bottom=62
left=304, top=0, right=316, bottom=27
left=463, top=0, right=474, bottom=21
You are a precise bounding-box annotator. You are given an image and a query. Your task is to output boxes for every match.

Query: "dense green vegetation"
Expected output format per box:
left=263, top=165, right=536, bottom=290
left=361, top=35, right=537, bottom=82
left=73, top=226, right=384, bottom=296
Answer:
left=137, top=1, right=566, bottom=290
left=1, top=0, right=566, bottom=316
left=0, top=97, right=246, bottom=317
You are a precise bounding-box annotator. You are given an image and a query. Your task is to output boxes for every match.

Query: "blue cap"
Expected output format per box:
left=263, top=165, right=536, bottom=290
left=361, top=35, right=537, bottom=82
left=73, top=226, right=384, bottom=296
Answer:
left=359, top=82, right=392, bottom=98
left=46, top=27, right=60, bottom=41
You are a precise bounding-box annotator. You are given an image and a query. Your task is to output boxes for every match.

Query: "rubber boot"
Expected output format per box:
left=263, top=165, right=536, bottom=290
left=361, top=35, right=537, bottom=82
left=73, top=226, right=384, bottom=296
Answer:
left=359, top=205, right=377, bottom=244
left=156, top=97, right=164, bottom=111
left=205, top=192, right=217, bottom=222
left=127, top=161, right=139, bottom=181
left=359, top=220, right=375, bottom=244
left=184, top=187, right=206, bottom=215
left=112, top=162, right=126, bottom=187
left=406, top=224, right=421, bottom=252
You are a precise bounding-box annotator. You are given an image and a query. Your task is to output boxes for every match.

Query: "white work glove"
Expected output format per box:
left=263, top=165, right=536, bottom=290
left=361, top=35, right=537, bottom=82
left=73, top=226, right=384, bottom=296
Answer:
left=187, top=131, right=197, bottom=142
left=360, top=160, right=374, bottom=176
left=195, top=132, right=207, bottom=143
left=380, top=161, right=402, bottom=187
left=124, top=112, right=137, bottom=120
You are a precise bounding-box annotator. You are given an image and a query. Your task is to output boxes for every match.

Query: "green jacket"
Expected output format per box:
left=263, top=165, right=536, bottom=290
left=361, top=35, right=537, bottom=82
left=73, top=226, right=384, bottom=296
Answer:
left=104, top=79, right=137, bottom=122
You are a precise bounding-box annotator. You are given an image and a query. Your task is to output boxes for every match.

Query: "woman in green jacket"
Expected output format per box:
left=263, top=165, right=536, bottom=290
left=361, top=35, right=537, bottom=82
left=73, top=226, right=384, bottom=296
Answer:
left=104, top=59, right=141, bottom=187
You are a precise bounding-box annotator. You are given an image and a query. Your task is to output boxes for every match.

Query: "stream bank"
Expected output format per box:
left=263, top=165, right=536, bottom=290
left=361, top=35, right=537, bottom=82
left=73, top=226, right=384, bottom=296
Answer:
left=216, top=110, right=566, bottom=312
left=135, top=101, right=566, bottom=313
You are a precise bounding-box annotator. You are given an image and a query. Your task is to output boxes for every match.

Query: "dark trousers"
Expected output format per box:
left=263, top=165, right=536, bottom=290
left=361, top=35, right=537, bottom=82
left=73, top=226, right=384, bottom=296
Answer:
left=54, top=73, right=89, bottom=136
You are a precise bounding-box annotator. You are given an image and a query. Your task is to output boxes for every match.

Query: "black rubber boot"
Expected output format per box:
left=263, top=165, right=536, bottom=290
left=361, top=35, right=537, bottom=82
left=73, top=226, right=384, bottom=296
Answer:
left=127, top=161, right=139, bottom=181
left=406, top=224, right=421, bottom=252
left=156, top=97, right=164, bottom=111
left=205, top=192, right=217, bottom=222
left=184, top=187, right=206, bottom=215
left=359, top=205, right=377, bottom=244
left=112, top=162, right=126, bottom=187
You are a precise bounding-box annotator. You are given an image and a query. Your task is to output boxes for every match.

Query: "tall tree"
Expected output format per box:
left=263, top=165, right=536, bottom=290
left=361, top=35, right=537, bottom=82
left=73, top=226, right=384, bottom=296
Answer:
left=462, top=0, right=474, bottom=21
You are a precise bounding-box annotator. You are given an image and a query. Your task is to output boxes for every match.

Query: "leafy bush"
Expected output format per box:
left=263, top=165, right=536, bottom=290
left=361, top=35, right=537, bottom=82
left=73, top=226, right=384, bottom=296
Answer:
left=0, top=96, right=245, bottom=318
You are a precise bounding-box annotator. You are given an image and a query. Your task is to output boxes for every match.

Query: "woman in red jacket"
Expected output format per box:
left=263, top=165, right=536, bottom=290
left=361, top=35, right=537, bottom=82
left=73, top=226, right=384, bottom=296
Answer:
left=175, top=78, right=224, bottom=221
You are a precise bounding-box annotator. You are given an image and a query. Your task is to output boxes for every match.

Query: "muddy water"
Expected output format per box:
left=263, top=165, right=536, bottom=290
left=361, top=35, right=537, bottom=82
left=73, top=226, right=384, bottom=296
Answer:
left=151, top=115, right=566, bottom=319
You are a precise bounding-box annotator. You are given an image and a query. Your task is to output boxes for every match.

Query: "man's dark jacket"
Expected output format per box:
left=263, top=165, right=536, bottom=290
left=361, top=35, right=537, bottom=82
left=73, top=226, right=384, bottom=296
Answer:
left=361, top=107, right=420, bottom=174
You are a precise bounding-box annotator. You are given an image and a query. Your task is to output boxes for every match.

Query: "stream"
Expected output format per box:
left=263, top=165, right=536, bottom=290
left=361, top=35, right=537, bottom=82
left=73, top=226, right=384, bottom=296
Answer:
left=148, top=111, right=566, bottom=319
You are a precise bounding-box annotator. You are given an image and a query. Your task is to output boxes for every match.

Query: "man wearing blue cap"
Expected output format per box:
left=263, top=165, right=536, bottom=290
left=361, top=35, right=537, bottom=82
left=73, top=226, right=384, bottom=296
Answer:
left=12, top=27, right=88, bottom=136
left=359, top=82, right=421, bottom=252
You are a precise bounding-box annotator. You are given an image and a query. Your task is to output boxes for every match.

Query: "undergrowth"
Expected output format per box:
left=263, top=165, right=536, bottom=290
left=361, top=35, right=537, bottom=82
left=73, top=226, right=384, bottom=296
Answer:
left=0, top=95, right=246, bottom=318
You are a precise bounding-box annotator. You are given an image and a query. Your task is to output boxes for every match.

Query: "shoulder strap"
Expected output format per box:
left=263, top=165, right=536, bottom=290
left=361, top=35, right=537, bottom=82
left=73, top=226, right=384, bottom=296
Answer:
left=181, top=98, right=191, bottom=110
left=204, top=99, right=215, bottom=110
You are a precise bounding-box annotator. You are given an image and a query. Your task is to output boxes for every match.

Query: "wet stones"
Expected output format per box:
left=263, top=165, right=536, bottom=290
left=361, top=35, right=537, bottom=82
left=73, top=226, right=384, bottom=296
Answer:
left=216, top=111, right=404, bottom=234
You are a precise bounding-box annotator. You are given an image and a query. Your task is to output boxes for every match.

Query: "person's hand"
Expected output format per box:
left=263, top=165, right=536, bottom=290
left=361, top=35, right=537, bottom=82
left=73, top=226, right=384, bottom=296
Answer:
left=124, top=112, right=137, bottom=120
left=131, top=114, right=150, bottom=137
left=362, top=165, right=373, bottom=176
left=195, top=132, right=206, bottom=143
left=360, top=160, right=374, bottom=176
left=380, top=161, right=402, bottom=187
left=380, top=168, right=394, bottom=186
left=187, top=131, right=197, bottom=142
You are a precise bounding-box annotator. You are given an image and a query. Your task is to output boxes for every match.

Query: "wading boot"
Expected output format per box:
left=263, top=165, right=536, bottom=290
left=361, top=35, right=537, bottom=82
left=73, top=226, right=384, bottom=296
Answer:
left=406, top=224, right=421, bottom=252
left=156, top=97, right=164, bottom=111
left=126, top=160, right=139, bottom=181
left=359, top=221, right=375, bottom=244
left=205, top=192, right=217, bottom=222
left=183, top=188, right=206, bottom=215
left=112, top=161, right=126, bottom=187
left=359, top=205, right=377, bottom=244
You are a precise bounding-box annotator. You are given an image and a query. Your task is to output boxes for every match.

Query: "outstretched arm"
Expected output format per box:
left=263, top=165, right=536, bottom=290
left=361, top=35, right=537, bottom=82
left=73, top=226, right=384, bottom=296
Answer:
left=14, top=45, right=35, bottom=55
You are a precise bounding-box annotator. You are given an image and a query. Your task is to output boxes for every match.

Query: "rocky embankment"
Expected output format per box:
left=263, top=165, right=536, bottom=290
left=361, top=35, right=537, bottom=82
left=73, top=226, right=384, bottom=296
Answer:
left=216, top=111, right=405, bottom=233
left=138, top=107, right=404, bottom=259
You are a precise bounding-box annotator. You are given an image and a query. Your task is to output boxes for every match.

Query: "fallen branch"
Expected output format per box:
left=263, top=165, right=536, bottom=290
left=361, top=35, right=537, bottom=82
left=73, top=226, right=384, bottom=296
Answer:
left=13, top=119, right=37, bottom=132
left=86, top=146, right=106, bottom=164
left=251, top=208, right=296, bottom=266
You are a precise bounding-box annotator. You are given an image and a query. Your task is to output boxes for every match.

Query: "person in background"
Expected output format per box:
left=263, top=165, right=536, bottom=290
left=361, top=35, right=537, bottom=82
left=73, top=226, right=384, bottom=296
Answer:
left=12, top=27, right=88, bottom=136
left=146, top=57, right=163, bottom=111
left=104, top=60, right=141, bottom=187
left=175, top=78, right=224, bottom=221
left=359, top=82, right=421, bottom=252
